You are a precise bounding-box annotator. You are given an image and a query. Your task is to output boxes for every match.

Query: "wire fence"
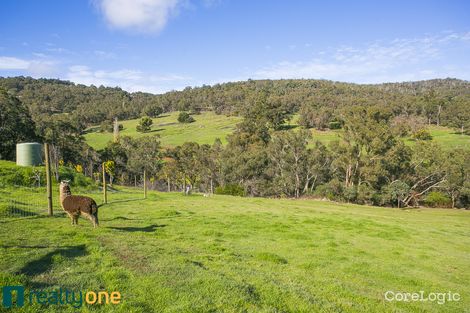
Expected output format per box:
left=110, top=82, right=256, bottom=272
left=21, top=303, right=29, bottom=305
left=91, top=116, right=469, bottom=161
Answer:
left=1, top=199, right=47, bottom=218
left=0, top=184, right=144, bottom=221
left=0, top=186, right=60, bottom=220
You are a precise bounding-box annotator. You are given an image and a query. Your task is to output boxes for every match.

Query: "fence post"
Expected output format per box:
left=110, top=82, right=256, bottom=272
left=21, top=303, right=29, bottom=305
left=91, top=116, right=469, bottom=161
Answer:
left=102, top=162, right=107, bottom=204
left=143, top=169, right=147, bottom=199
left=45, top=143, right=53, bottom=216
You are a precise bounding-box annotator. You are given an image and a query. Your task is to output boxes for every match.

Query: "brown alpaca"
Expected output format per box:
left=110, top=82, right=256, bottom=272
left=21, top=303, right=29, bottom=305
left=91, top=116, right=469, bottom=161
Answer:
left=59, top=181, right=99, bottom=227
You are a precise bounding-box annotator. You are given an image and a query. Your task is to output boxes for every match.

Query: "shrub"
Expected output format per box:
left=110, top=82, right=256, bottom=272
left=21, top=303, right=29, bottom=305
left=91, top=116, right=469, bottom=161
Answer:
left=343, top=186, right=358, bottom=203
left=177, top=112, right=195, bottom=123
left=424, top=191, right=452, bottom=208
left=380, top=180, right=410, bottom=207
left=356, top=184, right=377, bottom=205
left=136, top=116, right=153, bottom=132
left=99, top=120, right=113, bottom=132
left=215, top=184, right=245, bottom=197
left=328, top=121, right=342, bottom=130
left=144, top=104, right=163, bottom=118
left=314, top=179, right=343, bottom=200
left=413, top=129, right=433, bottom=141
left=100, top=121, right=123, bottom=133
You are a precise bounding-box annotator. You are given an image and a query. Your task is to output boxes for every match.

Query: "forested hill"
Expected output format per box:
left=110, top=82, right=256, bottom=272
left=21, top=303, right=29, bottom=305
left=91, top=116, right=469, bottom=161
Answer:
left=1, top=76, right=469, bottom=127
left=1, top=76, right=470, bottom=207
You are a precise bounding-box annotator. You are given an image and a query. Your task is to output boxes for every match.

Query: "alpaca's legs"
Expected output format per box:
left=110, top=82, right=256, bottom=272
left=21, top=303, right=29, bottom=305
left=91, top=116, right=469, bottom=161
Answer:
left=92, top=214, right=99, bottom=228
left=82, top=213, right=98, bottom=228
left=66, top=212, right=74, bottom=225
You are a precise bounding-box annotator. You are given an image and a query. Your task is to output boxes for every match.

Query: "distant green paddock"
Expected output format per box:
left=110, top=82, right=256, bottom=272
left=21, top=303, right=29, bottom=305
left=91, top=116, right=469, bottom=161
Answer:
left=84, top=111, right=241, bottom=150
left=85, top=112, right=469, bottom=151
left=403, top=125, right=470, bottom=150
left=0, top=185, right=469, bottom=312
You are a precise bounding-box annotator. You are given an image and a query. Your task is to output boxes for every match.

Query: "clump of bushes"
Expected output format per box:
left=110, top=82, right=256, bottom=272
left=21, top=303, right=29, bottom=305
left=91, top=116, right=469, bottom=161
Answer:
left=313, top=179, right=343, bottom=200
left=424, top=191, right=452, bottom=208
left=413, top=129, right=433, bottom=141
left=136, top=116, right=153, bottom=132
left=215, top=184, right=245, bottom=197
left=177, top=112, right=195, bottom=123
left=143, top=104, right=163, bottom=118
left=328, top=120, right=342, bottom=130
left=100, top=120, right=123, bottom=133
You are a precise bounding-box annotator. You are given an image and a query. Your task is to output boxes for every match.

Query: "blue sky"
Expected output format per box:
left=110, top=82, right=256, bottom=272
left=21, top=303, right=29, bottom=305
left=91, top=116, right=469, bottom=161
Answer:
left=0, top=0, right=469, bottom=94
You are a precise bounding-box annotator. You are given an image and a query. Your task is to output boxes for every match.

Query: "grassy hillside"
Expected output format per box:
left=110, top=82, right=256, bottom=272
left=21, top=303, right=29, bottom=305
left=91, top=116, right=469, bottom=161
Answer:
left=403, top=125, right=470, bottom=150
left=85, top=112, right=469, bottom=151
left=84, top=111, right=242, bottom=150
left=0, top=186, right=469, bottom=312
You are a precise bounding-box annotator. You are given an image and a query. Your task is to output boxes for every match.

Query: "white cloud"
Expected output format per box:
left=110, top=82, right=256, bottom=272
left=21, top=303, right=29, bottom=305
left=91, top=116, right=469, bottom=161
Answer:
left=97, top=0, right=181, bottom=33
left=28, top=60, right=58, bottom=77
left=252, top=32, right=470, bottom=83
left=66, top=64, right=191, bottom=93
left=0, top=56, right=58, bottom=76
left=0, top=57, right=30, bottom=70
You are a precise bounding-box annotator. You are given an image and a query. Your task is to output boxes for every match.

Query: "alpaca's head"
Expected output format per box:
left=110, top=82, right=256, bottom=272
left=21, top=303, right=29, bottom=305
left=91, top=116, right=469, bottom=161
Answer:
left=59, top=180, right=71, bottom=197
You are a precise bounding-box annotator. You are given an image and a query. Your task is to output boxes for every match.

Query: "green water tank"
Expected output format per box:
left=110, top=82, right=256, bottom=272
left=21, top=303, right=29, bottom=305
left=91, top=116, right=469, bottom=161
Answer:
left=16, top=142, right=43, bottom=166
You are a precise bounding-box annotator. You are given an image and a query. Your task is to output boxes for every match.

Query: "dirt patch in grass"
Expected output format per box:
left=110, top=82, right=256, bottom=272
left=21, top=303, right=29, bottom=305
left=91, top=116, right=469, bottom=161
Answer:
left=97, top=236, right=152, bottom=273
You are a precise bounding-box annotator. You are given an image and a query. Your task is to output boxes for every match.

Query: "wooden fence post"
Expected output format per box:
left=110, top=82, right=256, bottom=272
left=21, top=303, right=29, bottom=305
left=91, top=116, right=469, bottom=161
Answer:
left=45, top=143, right=53, bottom=216
left=102, top=162, right=107, bottom=204
left=143, top=169, right=147, bottom=199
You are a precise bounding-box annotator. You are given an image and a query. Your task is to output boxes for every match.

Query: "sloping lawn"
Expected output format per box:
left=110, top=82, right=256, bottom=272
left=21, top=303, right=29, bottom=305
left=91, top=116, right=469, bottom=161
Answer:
left=1, top=186, right=469, bottom=312
left=84, top=112, right=241, bottom=150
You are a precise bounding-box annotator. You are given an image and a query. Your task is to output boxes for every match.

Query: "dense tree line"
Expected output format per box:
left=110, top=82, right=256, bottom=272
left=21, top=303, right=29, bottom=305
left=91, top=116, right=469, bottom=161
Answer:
left=1, top=76, right=469, bottom=134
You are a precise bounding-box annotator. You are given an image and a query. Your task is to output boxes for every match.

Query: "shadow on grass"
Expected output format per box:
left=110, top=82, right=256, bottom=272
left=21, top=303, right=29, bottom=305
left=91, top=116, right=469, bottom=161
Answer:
left=16, top=245, right=87, bottom=277
left=277, top=124, right=299, bottom=131
left=105, top=198, right=144, bottom=205
left=107, top=224, right=166, bottom=232
left=1, top=245, right=50, bottom=249
left=101, top=216, right=142, bottom=222
left=4, top=207, right=39, bottom=217
left=0, top=212, right=67, bottom=224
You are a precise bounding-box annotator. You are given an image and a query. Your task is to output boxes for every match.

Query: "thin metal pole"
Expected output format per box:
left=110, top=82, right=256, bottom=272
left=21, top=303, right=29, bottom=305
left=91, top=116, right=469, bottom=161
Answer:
left=45, top=143, right=53, bottom=216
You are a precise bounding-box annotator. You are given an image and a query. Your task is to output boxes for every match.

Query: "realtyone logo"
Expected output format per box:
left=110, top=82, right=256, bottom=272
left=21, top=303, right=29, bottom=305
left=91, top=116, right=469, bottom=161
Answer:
left=2, top=285, right=121, bottom=308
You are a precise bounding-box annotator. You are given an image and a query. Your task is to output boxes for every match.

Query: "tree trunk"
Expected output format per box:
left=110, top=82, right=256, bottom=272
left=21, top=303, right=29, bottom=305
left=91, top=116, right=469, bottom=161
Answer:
left=303, top=177, right=310, bottom=193
left=167, top=177, right=171, bottom=192
left=295, top=172, right=300, bottom=198
left=436, top=105, right=442, bottom=126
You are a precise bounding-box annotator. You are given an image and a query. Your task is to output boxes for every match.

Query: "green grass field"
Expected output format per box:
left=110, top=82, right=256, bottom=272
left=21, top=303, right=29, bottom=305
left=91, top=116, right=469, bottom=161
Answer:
left=84, top=112, right=469, bottom=151
left=403, top=125, right=470, bottom=150
left=84, top=112, right=242, bottom=150
left=1, top=185, right=469, bottom=312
